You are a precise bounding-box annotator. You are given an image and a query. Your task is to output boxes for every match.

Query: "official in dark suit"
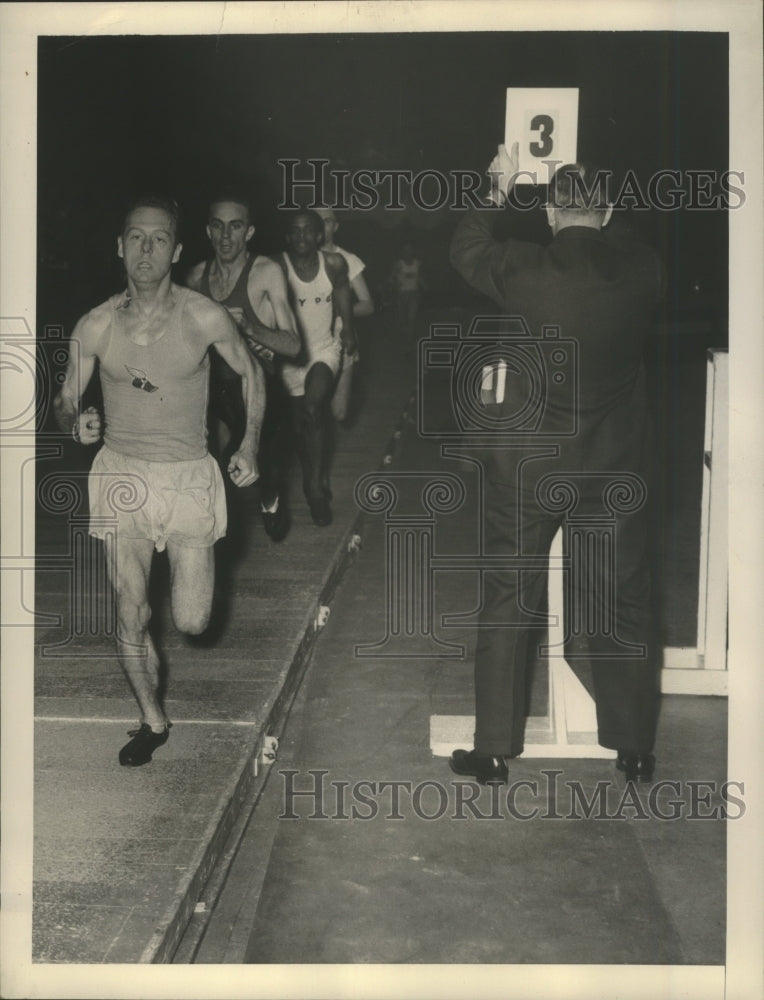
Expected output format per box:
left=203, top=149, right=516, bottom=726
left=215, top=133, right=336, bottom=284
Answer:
left=448, top=143, right=663, bottom=784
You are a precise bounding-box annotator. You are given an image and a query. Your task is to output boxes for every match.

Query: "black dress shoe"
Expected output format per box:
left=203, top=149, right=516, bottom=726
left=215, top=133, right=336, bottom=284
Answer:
left=449, top=748, right=509, bottom=784
left=119, top=723, right=171, bottom=767
left=616, top=751, right=656, bottom=783
left=261, top=499, right=290, bottom=542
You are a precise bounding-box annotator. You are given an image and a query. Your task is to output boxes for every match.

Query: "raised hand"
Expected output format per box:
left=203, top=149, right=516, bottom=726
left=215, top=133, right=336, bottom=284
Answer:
left=487, top=141, right=521, bottom=203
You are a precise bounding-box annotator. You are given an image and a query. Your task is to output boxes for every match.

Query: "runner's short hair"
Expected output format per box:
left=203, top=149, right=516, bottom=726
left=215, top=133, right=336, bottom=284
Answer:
left=123, top=194, right=181, bottom=240
left=208, top=192, right=253, bottom=221
left=285, top=208, right=325, bottom=240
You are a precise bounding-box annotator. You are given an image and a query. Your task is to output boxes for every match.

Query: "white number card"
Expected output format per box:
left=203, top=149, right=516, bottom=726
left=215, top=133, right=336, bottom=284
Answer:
left=505, top=88, right=579, bottom=184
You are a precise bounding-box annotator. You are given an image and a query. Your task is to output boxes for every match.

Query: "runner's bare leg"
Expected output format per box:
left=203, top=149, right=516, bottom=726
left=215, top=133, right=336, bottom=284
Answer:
left=104, top=534, right=167, bottom=731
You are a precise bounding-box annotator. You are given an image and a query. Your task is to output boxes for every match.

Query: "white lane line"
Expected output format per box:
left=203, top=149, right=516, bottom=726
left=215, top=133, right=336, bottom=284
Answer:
left=34, top=716, right=258, bottom=726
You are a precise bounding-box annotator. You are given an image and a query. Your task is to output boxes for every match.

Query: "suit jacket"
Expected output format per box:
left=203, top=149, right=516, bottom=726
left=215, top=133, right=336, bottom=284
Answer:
left=450, top=208, right=663, bottom=497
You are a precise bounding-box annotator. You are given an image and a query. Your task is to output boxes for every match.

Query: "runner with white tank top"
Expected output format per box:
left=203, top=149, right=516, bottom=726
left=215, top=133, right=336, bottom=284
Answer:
left=277, top=209, right=356, bottom=526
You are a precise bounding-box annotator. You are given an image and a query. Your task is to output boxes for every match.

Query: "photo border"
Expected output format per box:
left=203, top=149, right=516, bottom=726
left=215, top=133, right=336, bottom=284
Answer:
left=2, top=2, right=762, bottom=998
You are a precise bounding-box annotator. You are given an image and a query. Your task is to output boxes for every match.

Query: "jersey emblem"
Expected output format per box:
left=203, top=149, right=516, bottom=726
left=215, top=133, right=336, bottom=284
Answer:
left=125, top=365, right=159, bottom=393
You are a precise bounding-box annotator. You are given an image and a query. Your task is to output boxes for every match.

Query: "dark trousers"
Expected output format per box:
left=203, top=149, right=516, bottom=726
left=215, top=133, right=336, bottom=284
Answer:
left=475, top=476, right=659, bottom=756
left=257, top=371, right=292, bottom=506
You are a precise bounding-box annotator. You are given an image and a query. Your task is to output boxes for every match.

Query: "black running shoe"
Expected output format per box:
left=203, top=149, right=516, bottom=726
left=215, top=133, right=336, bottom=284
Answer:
left=119, top=723, right=171, bottom=767
left=261, top=499, right=290, bottom=542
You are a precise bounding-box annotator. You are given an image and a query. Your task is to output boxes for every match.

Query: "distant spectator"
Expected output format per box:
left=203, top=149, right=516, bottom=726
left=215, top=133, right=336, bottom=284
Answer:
left=389, top=241, right=426, bottom=333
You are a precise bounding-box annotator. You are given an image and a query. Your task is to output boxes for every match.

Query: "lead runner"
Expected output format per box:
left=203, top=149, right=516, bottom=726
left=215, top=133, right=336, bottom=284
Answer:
left=54, top=194, right=264, bottom=767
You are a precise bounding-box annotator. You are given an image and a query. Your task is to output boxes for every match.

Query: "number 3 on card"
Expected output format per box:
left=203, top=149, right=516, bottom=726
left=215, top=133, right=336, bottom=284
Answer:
left=529, top=113, right=555, bottom=157
left=505, top=88, right=579, bottom=183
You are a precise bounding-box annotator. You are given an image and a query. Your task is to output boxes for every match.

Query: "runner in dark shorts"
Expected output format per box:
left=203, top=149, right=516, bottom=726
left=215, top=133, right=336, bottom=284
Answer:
left=186, top=195, right=300, bottom=541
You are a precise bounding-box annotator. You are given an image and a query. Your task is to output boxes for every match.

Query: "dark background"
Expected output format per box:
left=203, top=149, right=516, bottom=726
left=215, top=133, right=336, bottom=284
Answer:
left=37, top=31, right=729, bottom=337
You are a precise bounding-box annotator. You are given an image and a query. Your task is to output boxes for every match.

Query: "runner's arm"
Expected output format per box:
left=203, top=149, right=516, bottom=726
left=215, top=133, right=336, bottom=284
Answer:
left=53, top=308, right=107, bottom=444
left=325, top=253, right=356, bottom=353
left=196, top=299, right=264, bottom=487
left=231, top=261, right=300, bottom=359
left=350, top=271, right=374, bottom=318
